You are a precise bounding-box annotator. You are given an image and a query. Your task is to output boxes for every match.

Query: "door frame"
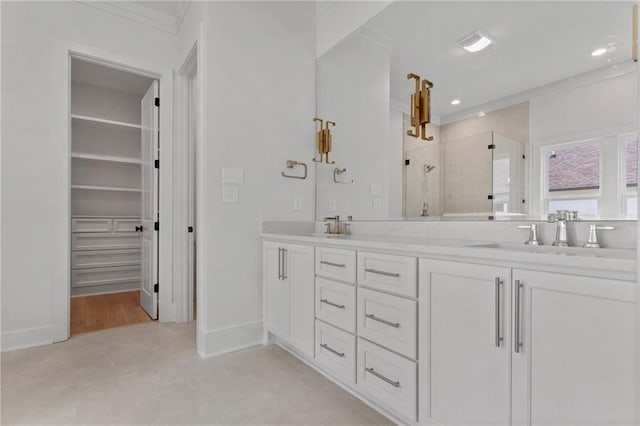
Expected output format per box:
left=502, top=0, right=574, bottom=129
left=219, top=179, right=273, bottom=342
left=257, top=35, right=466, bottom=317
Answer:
left=60, top=43, right=175, bottom=343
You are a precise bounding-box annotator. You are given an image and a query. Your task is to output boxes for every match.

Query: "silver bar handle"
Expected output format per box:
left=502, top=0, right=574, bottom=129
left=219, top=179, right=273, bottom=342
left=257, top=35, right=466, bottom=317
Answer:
left=514, top=280, right=523, bottom=353
left=320, top=260, right=346, bottom=268
left=282, top=248, right=287, bottom=280
left=365, top=313, right=400, bottom=328
left=320, top=298, right=346, bottom=309
left=365, top=367, right=400, bottom=388
left=320, top=343, right=345, bottom=358
left=495, top=277, right=503, bottom=347
left=365, top=268, right=400, bottom=278
left=277, top=248, right=282, bottom=280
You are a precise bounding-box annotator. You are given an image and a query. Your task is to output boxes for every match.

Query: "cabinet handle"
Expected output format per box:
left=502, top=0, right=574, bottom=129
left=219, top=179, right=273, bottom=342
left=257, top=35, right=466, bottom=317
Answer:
left=365, top=313, right=400, bottom=328
left=320, top=298, right=346, bottom=309
left=495, top=277, right=503, bottom=347
left=320, top=343, right=345, bottom=358
left=514, top=280, right=523, bottom=353
left=282, top=249, right=287, bottom=280
left=320, top=260, right=346, bottom=268
left=365, top=268, right=400, bottom=278
left=365, top=367, right=400, bottom=388
left=277, top=248, right=282, bottom=280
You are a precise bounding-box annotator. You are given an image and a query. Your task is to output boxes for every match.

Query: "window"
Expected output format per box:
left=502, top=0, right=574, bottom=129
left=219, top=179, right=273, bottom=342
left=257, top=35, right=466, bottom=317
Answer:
left=623, top=137, right=637, bottom=218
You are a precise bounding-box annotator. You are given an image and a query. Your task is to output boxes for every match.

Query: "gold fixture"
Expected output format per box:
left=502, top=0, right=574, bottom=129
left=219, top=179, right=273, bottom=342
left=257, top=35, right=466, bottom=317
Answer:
left=406, top=73, right=434, bottom=141
left=633, top=4, right=638, bottom=62
left=333, top=167, right=354, bottom=184
left=313, top=118, right=336, bottom=164
left=281, top=160, right=308, bottom=179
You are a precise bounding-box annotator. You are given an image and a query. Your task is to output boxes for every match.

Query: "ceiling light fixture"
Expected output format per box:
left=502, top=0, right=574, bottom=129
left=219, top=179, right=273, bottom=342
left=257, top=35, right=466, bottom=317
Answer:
left=451, top=99, right=461, bottom=105
left=477, top=111, right=486, bottom=117
left=591, top=47, right=607, bottom=56
left=458, top=31, right=493, bottom=53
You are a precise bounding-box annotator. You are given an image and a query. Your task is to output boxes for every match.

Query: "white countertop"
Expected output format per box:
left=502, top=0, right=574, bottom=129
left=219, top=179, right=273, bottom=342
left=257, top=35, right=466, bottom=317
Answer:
left=262, top=231, right=637, bottom=282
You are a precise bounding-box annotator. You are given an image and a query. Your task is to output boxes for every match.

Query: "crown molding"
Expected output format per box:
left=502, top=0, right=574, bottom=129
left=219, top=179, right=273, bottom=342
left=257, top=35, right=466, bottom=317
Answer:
left=77, top=1, right=190, bottom=34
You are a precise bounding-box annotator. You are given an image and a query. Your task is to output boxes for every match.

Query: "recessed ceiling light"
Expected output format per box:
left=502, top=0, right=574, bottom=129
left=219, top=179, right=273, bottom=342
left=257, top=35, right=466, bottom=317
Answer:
left=458, top=31, right=493, bottom=53
left=451, top=99, right=461, bottom=105
left=477, top=111, right=486, bottom=117
left=591, top=47, right=607, bottom=56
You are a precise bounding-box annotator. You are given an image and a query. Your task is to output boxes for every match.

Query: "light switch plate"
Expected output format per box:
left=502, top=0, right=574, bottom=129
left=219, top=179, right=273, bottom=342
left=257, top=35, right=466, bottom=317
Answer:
left=329, top=199, right=337, bottom=212
left=370, top=184, right=383, bottom=196
left=222, top=168, right=244, bottom=184
left=372, top=198, right=382, bottom=209
left=293, top=197, right=303, bottom=211
left=222, top=186, right=239, bottom=203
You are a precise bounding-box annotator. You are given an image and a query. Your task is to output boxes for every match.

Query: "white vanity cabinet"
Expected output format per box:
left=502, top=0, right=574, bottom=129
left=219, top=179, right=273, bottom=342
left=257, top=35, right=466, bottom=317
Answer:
left=419, top=259, right=512, bottom=425
left=511, top=269, right=637, bottom=426
left=263, top=241, right=315, bottom=358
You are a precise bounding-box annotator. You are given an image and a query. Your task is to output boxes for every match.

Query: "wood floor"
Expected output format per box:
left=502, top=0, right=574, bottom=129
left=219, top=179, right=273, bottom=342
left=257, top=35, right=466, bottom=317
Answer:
left=70, top=291, right=153, bottom=335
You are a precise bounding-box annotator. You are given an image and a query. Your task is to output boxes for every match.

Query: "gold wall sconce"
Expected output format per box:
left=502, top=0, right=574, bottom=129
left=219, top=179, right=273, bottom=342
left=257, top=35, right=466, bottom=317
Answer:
left=281, top=160, right=308, bottom=179
left=313, top=117, right=336, bottom=164
left=407, top=73, right=434, bottom=141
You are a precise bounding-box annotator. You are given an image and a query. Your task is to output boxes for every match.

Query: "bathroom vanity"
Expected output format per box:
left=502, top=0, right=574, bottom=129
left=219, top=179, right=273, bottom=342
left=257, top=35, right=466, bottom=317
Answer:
left=262, top=223, right=637, bottom=425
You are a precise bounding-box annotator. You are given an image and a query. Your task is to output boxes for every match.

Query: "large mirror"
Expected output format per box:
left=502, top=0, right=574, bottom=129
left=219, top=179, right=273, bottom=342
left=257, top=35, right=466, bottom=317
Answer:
left=316, top=1, right=638, bottom=220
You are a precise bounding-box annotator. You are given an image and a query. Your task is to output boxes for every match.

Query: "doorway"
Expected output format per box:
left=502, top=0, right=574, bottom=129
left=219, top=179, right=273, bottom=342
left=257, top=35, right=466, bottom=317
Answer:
left=69, top=56, right=160, bottom=335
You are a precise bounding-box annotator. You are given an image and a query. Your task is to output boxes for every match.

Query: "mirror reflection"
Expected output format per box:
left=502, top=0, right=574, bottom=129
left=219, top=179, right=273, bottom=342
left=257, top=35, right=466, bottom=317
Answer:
left=316, top=1, right=638, bottom=221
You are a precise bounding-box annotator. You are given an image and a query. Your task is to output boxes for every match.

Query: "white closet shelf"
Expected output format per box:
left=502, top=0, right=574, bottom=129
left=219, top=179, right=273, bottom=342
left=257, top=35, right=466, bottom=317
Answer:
left=71, top=114, right=142, bottom=129
left=71, top=185, right=142, bottom=193
left=71, top=153, right=143, bottom=165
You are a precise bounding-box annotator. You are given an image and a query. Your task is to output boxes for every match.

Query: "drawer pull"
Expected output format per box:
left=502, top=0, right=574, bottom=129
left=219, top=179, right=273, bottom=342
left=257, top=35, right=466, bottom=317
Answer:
left=320, top=343, right=345, bottom=358
left=365, top=367, right=400, bottom=388
left=365, top=313, right=400, bottom=328
left=365, top=268, right=400, bottom=278
left=320, top=260, right=346, bottom=268
left=320, top=298, right=346, bottom=309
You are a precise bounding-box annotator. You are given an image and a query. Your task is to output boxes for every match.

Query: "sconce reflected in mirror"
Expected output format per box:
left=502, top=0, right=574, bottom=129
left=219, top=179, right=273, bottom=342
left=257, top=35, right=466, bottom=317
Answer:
left=313, top=117, right=336, bottom=164
left=407, top=73, right=434, bottom=141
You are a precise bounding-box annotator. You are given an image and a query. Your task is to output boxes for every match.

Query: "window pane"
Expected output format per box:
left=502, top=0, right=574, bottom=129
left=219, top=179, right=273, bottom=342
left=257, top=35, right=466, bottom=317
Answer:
left=547, top=145, right=600, bottom=192
left=627, top=197, right=637, bottom=217
left=548, top=199, right=598, bottom=216
left=626, top=138, right=637, bottom=187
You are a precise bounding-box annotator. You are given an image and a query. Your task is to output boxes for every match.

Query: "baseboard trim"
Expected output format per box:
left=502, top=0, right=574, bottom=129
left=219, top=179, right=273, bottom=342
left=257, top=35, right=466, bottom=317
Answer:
left=197, top=320, right=263, bottom=359
left=1, top=325, right=54, bottom=352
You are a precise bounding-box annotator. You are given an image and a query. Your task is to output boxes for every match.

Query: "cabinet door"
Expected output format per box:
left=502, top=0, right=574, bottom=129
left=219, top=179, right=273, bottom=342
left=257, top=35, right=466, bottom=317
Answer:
left=287, top=244, right=315, bottom=358
left=264, top=242, right=289, bottom=338
left=419, top=259, right=511, bottom=425
left=512, top=270, right=637, bottom=426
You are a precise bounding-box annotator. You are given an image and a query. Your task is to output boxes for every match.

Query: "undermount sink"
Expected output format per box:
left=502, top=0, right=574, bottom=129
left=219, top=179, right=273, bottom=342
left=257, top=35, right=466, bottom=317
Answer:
left=468, top=242, right=636, bottom=259
left=311, top=233, right=349, bottom=239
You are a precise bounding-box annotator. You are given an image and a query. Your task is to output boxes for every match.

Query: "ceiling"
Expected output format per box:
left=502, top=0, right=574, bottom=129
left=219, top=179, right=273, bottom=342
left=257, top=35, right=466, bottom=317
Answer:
left=355, top=1, right=635, bottom=120
left=71, top=57, right=154, bottom=96
left=79, top=1, right=190, bottom=33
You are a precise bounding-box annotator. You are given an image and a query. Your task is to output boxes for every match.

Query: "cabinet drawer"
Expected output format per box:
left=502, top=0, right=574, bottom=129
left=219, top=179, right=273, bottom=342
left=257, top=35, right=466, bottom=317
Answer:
left=113, top=218, right=140, bottom=233
left=357, top=338, right=417, bottom=422
left=71, top=265, right=141, bottom=288
left=71, top=249, right=141, bottom=269
left=316, top=277, right=356, bottom=333
left=71, top=233, right=141, bottom=251
left=315, top=247, right=356, bottom=283
left=358, top=252, right=417, bottom=298
left=315, top=320, right=356, bottom=385
left=357, top=288, right=417, bottom=359
left=71, top=218, right=112, bottom=233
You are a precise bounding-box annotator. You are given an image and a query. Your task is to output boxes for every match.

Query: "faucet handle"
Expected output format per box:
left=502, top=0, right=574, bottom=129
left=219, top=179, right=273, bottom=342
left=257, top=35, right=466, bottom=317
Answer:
left=323, top=216, right=336, bottom=221
left=583, top=224, right=615, bottom=248
left=518, top=224, right=540, bottom=245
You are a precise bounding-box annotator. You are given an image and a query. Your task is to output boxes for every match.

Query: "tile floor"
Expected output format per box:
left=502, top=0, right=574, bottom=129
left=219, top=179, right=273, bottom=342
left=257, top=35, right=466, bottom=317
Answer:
left=1, top=322, right=393, bottom=425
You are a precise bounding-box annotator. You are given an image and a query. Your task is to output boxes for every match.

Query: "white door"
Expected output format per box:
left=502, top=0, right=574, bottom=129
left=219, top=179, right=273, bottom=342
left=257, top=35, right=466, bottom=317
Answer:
left=140, top=81, right=159, bottom=319
left=287, top=244, right=314, bottom=358
left=419, top=259, right=512, bottom=425
left=512, top=269, right=637, bottom=426
left=264, top=242, right=289, bottom=337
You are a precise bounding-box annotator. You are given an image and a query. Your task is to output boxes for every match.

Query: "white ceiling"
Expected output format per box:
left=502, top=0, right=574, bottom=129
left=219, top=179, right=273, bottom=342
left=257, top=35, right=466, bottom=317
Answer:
left=357, top=1, right=635, bottom=119
left=79, top=1, right=190, bottom=33
left=71, top=57, right=154, bottom=96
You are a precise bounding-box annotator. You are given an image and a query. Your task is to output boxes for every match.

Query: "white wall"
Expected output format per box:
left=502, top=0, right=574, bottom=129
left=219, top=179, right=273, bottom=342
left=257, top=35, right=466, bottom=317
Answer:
left=1, top=1, right=176, bottom=351
left=198, top=1, right=316, bottom=356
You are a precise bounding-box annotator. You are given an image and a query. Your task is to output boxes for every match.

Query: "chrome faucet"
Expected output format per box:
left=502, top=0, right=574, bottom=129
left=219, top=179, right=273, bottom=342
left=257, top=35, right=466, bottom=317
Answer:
left=549, top=210, right=570, bottom=246
left=517, top=224, right=540, bottom=245
left=583, top=225, right=615, bottom=248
